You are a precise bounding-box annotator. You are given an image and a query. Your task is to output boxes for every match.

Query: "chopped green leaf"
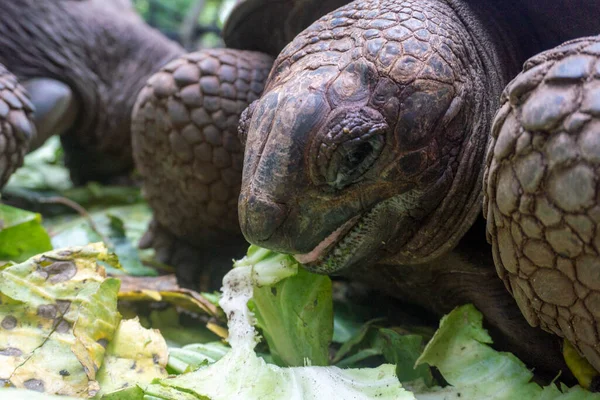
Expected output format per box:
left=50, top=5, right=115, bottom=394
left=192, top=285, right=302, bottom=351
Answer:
left=45, top=203, right=156, bottom=276
left=233, top=244, right=298, bottom=286
left=375, top=329, right=432, bottom=385
left=142, top=258, right=412, bottom=400
left=167, top=342, right=230, bottom=374
left=333, top=321, right=432, bottom=385
left=5, top=137, right=70, bottom=192
left=414, top=304, right=600, bottom=399
left=332, top=301, right=370, bottom=344
left=0, top=205, right=52, bottom=262
left=252, top=267, right=333, bottom=367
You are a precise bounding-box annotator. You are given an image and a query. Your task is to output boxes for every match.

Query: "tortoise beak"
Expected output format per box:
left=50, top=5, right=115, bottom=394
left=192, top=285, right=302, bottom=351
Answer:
left=238, top=88, right=330, bottom=253
left=238, top=190, right=288, bottom=244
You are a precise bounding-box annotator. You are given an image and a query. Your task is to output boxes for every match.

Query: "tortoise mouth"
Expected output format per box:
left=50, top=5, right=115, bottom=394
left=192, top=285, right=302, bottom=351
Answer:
left=292, top=194, right=412, bottom=273
left=293, top=214, right=363, bottom=267
left=293, top=197, right=395, bottom=274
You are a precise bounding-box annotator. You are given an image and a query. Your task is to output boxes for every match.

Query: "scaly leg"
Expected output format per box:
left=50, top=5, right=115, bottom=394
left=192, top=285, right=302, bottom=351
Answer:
left=132, top=49, right=273, bottom=289
left=485, top=35, right=600, bottom=373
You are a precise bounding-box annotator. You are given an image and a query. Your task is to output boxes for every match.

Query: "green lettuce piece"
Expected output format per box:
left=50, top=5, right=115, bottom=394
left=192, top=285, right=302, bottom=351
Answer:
left=167, top=342, right=230, bottom=374
left=252, top=266, right=332, bottom=367
left=147, top=348, right=411, bottom=400
left=332, top=320, right=432, bottom=385
left=414, top=304, right=600, bottom=399
left=236, top=244, right=333, bottom=366
left=100, top=385, right=146, bottom=400
left=5, top=136, right=71, bottom=192
left=96, top=318, right=169, bottom=397
left=233, top=245, right=298, bottom=285
left=0, top=243, right=121, bottom=397
left=142, top=249, right=411, bottom=400
left=0, top=205, right=52, bottom=262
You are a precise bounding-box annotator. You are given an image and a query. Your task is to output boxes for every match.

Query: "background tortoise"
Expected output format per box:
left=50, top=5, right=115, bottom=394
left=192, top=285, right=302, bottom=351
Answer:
left=0, top=0, right=183, bottom=186
left=132, top=0, right=600, bottom=378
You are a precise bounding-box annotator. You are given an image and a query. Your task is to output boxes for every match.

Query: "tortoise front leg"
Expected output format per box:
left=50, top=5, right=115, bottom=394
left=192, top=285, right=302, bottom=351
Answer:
left=132, top=49, right=273, bottom=290
left=485, top=36, right=600, bottom=372
left=0, top=64, right=35, bottom=188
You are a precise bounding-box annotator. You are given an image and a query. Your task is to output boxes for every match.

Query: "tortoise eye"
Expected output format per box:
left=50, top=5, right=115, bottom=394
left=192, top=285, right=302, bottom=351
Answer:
left=325, top=131, right=385, bottom=190
left=318, top=126, right=385, bottom=190
left=312, top=108, right=388, bottom=190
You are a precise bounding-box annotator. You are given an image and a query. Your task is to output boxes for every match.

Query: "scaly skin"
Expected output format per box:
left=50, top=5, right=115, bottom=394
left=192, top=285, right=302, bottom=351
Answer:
left=0, top=0, right=183, bottom=184
left=0, top=64, right=35, bottom=187
left=237, top=0, right=597, bottom=376
left=239, top=0, right=519, bottom=267
left=485, top=36, right=600, bottom=371
left=132, top=49, right=273, bottom=288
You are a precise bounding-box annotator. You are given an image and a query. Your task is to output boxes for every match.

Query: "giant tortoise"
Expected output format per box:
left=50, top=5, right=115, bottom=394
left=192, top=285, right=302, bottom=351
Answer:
left=132, top=0, right=600, bottom=378
left=0, top=0, right=183, bottom=186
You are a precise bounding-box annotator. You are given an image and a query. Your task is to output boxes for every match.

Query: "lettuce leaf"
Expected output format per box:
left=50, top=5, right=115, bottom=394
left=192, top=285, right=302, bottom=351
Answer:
left=414, top=304, right=600, bottom=399
left=140, top=247, right=411, bottom=400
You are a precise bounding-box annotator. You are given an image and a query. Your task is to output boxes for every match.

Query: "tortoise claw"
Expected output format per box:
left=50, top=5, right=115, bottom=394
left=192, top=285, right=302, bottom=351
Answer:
left=564, top=339, right=600, bottom=391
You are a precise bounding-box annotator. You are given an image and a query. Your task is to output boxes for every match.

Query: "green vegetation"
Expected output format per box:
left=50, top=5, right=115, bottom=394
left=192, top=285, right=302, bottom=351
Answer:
left=132, top=0, right=232, bottom=48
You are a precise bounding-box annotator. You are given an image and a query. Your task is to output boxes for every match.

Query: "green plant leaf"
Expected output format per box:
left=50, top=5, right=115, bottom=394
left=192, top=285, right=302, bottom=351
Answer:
left=0, top=204, right=52, bottom=262
left=45, top=203, right=156, bottom=276
left=167, top=342, right=230, bottom=374
left=141, top=259, right=412, bottom=400
left=375, top=328, right=432, bottom=385
left=414, top=304, right=600, bottom=399
left=252, top=266, right=333, bottom=367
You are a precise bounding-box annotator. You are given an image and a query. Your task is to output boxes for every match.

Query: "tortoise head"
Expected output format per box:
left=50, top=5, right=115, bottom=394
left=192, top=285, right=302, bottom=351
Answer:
left=238, top=0, right=497, bottom=273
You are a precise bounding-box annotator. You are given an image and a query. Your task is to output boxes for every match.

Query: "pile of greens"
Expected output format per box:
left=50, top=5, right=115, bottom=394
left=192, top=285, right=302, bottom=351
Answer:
left=1, top=238, right=598, bottom=399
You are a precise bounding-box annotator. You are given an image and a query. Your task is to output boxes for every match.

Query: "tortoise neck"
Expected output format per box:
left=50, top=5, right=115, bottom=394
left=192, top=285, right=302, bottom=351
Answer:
left=443, top=0, right=540, bottom=88
left=380, top=0, right=535, bottom=264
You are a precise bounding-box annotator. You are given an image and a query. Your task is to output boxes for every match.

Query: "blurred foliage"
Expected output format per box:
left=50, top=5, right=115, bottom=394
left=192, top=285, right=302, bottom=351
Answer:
left=132, top=0, right=236, bottom=48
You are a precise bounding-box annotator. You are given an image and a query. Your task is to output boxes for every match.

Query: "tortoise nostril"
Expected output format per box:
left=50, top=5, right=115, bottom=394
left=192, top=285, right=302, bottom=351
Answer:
left=240, top=192, right=288, bottom=243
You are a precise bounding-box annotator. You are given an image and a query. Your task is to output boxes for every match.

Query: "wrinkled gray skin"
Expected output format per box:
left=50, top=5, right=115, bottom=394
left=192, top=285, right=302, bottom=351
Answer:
left=238, top=0, right=600, bottom=378
left=0, top=0, right=183, bottom=184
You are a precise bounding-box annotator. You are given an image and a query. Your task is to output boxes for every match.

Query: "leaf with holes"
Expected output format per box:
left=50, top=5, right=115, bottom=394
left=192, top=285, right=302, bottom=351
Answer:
left=0, top=243, right=121, bottom=397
